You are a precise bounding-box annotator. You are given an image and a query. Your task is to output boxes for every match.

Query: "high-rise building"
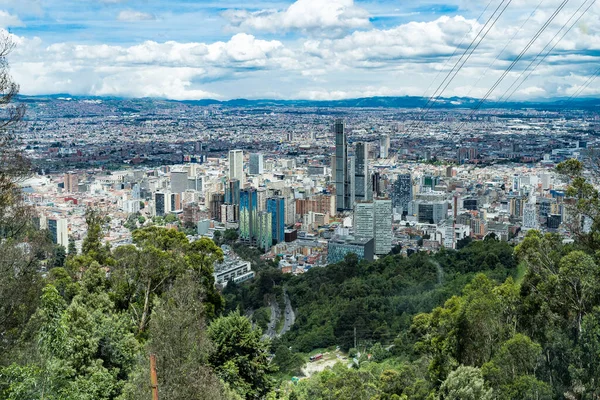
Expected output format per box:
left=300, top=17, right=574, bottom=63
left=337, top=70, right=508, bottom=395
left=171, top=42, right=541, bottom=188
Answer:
left=391, top=174, right=413, bottom=215
left=257, top=211, right=273, bottom=252
left=64, top=172, right=78, bottom=193
left=372, top=171, right=382, bottom=198
left=267, top=196, right=285, bottom=244
left=225, top=179, right=241, bottom=207
left=228, top=150, right=244, bottom=182
left=327, top=236, right=374, bottom=264
left=154, top=191, right=171, bottom=217
left=374, top=199, right=393, bottom=255
left=353, top=199, right=392, bottom=255
left=380, top=134, right=390, bottom=159
left=240, top=188, right=258, bottom=242
left=187, top=175, right=203, bottom=192
left=249, top=153, right=264, bottom=175
left=334, top=119, right=351, bottom=211
left=354, top=201, right=374, bottom=241
left=209, top=193, right=225, bottom=221
left=416, top=201, right=448, bottom=224
left=48, top=218, right=69, bottom=247
left=354, top=142, right=372, bottom=202
left=170, top=170, right=188, bottom=194
left=523, top=202, right=538, bottom=230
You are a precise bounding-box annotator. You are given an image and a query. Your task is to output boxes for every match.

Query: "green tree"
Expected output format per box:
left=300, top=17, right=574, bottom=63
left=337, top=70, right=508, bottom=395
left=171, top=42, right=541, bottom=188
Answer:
left=438, top=366, right=493, bottom=400
left=120, top=273, right=236, bottom=400
left=67, top=235, right=77, bottom=256
left=208, top=311, right=275, bottom=399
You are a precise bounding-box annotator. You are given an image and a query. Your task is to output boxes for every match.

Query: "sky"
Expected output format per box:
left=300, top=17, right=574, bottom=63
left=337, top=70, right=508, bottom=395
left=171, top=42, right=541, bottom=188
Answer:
left=3, top=0, right=600, bottom=100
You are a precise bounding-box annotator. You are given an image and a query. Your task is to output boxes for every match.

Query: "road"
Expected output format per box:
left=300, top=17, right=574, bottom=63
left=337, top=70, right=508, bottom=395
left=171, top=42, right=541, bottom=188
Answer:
left=279, top=288, right=295, bottom=336
left=264, top=299, right=281, bottom=339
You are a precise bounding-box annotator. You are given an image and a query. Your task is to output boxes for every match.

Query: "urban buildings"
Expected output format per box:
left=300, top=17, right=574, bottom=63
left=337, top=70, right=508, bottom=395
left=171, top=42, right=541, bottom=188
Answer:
left=228, top=150, right=244, bottom=182
left=240, top=188, right=258, bottom=242
left=249, top=153, right=264, bottom=175
left=392, top=174, right=413, bottom=215
left=334, top=119, right=351, bottom=211
left=354, top=142, right=372, bottom=202
left=267, top=196, right=285, bottom=244
left=64, top=172, right=78, bottom=193
left=327, top=236, right=374, bottom=264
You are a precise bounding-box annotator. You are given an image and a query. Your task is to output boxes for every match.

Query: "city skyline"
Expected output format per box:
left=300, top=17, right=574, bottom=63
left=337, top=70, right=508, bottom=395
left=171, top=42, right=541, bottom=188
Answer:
left=3, top=0, right=600, bottom=100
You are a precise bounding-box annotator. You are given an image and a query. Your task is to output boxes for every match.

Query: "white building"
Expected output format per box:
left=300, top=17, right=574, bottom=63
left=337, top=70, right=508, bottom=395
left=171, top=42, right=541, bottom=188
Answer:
left=228, top=150, right=244, bottom=182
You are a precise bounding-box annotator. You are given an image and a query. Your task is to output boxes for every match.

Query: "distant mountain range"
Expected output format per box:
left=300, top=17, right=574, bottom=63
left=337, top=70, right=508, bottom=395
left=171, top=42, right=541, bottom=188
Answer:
left=15, top=94, right=600, bottom=110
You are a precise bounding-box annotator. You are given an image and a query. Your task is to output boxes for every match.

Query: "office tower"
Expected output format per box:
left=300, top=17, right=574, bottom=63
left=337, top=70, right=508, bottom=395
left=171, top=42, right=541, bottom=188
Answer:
left=463, top=197, right=478, bottom=211
left=170, top=192, right=182, bottom=212
left=209, top=193, right=224, bottom=221
left=154, top=191, right=172, bottom=217
left=285, top=195, right=296, bottom=225
left=197, top=219, right=210, bottom=235
left=131, top=183, right=141, bottom=200
left=187, top=175, right=203, bottom=192
left=267, top=196, right=285, bottom=244
left=311, top=131, right=317, bottom=141
left=256, top=187, right=267, bottom=212
left=416, top=201, right=448, bottom=224
left=183, top=203, right=201, bottom=226
left=421, top=175, right=439, bottom=191
left=334, top=119, right=351, bottom=211
left=240, top=188, right=258, bottom=242
left=374, top=199, right=392, bottom=255
left=354, top=142, right=372, bottom=202
left=523, top=202, right=538, bottom=229
left=349, top=155, right=356, bottom=206
left=64, top=172, right=78, bottom=193
left=380, top=134, right=390, bottom=159
left=257, top=211, right=273, bottom=252
left=372, top=171, right=382, bottom=198
left=48, top=218, right=69, bottom=247
left=354, top=201, right=374, bottom=241
left=391, top=174, right=413, bottom=215
left=228, top=150, right=244, bottom=181
left=194, top=141, right=203, bottom=153
left=170, top=170, right=188, bottom=194
left=224, top=179, right=241, bottom=206
left=249, top=153, right=264, bottom=175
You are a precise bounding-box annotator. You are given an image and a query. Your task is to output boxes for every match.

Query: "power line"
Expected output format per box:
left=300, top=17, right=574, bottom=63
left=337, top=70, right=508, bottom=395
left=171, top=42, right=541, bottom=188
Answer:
left=463, top=0, right=544, bottom=99
left=499, top=0, right=597, bottom=103
left=407, top=0, right=514, bottom=136
left=454, top=0, right=572, bottom=133
left=564, top=65, right=600, bottom=104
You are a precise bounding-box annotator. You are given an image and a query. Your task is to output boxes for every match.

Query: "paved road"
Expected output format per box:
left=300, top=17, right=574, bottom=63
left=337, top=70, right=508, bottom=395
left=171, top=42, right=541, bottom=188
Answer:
left=264, top=299, right=281, bottom=339
left=279, top=289, right=295, bottom=336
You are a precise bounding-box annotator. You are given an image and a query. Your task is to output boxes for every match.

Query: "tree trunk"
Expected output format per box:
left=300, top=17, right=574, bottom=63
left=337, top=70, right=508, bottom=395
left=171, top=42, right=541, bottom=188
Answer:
left=139, top=278, right=152, bottom=333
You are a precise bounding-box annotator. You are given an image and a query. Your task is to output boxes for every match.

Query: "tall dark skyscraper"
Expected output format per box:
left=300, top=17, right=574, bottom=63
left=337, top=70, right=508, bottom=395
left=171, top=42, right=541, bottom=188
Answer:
left=240, top=188, right=258, bottom=242
left=354, top=142, right=372, bottom=202
left=334, top=119, right=351, bottom=211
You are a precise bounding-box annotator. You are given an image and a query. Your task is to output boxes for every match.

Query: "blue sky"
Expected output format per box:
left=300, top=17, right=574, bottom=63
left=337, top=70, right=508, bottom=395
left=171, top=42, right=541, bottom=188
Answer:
left=3, top=0, right=600, bottom=99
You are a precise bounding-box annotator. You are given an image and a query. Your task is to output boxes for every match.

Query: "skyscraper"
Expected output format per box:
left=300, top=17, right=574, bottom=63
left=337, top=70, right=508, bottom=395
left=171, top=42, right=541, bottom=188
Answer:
left=64, top=172, right=78, bottom=193
left=257, top=211, right=273, bottom=252
left=392, top=174, right=413, bottom=215
left=228, top=150, right=244, bottom=182
left=354, top=201, right=374, bottom=241
left=380, top=134, right=390, bottom=159
left=48, top=218, right=68, bottom=247
left=249, top=153, right=264, bottom=175
left=354, top=142, right=372, bottom=202
left=374, top=199, right=393, bottom=255
left=353, top=199, right=393, bottom=255
left=170, top=170, right=188, bottom=194
left=225, top=179, right=241, bottom=206
left=240, top=188, right=258, bottom=242
left=267, top=196, right=285, bottom=244
left=334, top=119, right=351, bottom=211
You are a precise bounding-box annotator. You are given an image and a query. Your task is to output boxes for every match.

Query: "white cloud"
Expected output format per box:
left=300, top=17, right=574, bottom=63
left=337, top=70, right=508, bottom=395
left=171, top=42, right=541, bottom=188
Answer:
left=223, top=0, right=370, bottom=34
left=117, top=10, right=156, bottom=22
left=0, top=10, right=23, bottom=27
